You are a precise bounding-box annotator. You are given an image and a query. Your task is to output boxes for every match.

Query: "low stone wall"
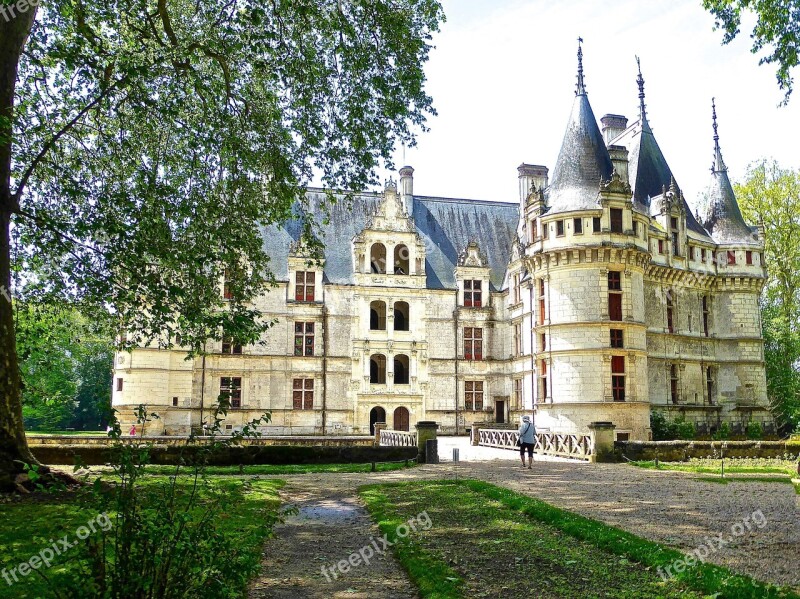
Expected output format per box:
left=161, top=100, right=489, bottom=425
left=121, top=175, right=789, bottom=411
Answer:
left=617, top=440, right=800, bottom=462
left=31, top=442, right=418, bottom=466
left=27, top=435, right=375, bottom=447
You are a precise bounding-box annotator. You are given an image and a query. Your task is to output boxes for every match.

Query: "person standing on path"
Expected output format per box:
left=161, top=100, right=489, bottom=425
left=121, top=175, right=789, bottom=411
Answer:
left=518, top=415, right=535, bottom=469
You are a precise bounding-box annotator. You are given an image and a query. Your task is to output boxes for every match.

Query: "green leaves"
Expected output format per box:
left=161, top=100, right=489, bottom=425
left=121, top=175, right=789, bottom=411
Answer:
left=9, top=0, right=444, bottom=353
left=703, top=0, right=800, bottom=103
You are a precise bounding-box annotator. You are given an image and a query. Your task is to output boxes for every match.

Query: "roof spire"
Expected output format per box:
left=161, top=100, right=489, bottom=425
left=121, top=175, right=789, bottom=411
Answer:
left=576, top=37, right=586, bottom=96
left=711, top=97, right=727, bottom=172
left=636, top=56, right=647, bottom=122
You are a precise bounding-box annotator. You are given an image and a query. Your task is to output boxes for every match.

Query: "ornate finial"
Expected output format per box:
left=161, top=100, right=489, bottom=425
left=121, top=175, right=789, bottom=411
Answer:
left=576, top=37, right=586, bottom=96
left=711, top=98, right=727, bottom=172
left=668, top=176, right=678, bottom=196
left=636, top=56, right=647, bottom=122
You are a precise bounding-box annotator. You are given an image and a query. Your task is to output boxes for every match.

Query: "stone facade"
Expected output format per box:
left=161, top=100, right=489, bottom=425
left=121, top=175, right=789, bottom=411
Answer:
left=112, top=52, right=774, bottom=440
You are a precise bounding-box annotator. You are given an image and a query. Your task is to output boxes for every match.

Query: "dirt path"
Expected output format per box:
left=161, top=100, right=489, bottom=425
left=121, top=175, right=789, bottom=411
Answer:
left=248, top=441, right=800, bottom=595
left=248, top=478, right=418, bottom=599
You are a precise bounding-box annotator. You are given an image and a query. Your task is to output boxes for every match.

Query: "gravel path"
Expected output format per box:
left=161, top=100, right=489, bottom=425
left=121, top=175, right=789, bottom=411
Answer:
left=249, top=439, right=800, bottom=594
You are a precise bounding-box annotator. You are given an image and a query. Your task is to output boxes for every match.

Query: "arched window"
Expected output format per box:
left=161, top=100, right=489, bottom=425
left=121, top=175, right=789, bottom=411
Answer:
left=394, top=301, right=410, bottom=331
left=370, top=354, right=387, bottom=384
left=394, top=354, right=410, bottom=385
left=370, top=243, right=387, bottom=274
left=394, top=244, right=409, bottom=274
left=370, top=300, right=387, bottom=330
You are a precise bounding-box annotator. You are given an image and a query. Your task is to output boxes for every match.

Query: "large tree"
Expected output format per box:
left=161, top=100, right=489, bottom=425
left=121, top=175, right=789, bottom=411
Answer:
left=735, top=159, right=800, bottom=431
left=703, top=0, right=800, bottom=103
left=0, top=0, right=443, bottom=491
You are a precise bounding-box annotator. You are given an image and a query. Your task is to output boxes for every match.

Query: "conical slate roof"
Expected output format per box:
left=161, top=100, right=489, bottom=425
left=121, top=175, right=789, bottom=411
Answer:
left=703, top=100, right=758, bottom=245
left=622, top=61, right=709, bottom=236
left=545, top=44, right=613, bottom=214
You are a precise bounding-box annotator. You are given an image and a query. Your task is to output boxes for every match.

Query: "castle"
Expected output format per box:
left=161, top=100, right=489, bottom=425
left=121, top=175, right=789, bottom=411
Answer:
left=112, top=48, right=774, bottom=440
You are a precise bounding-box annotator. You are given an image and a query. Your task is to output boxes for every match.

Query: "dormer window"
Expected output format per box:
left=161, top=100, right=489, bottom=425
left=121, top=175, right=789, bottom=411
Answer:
left=370, top=243, right=387, bottom=273
left=464, top=280, right=482, bottom=308
left=295, top=271, right=316, bottom=301
left=394, top=245, right=409, bottom=274
left=670, top=217, right=680, bottom=256
left=610, top=208, right=623, bottom=233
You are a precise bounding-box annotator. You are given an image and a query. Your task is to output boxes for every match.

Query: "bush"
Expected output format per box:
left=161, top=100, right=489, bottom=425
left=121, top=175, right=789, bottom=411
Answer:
left=746, top=421, right=763, bottom=440
left=650, top=412, right=695, bottom=441
left=55, top=401, right=278, bottom=598
left=712, top=422, right=730, bottom=441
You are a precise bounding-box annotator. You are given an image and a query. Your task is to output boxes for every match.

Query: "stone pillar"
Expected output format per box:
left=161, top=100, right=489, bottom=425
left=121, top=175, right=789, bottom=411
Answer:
left=588, top=421, right=617, bottom=463
left=415, top=421, right=439, bottom=463
left=471, top=422, right=484, bottom=446
left=374, top=422, right=387, bottom=447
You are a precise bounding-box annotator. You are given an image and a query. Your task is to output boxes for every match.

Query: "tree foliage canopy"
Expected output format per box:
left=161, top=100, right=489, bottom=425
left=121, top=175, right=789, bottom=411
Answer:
left=735, top=159, right=800, bottom=430
left=10, top=0, right=443, bottom=351
left=703, top=0, right=800, bottom=103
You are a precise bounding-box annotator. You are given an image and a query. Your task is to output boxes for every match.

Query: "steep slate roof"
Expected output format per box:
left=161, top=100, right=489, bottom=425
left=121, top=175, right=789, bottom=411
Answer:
left=260, top=190, right=518, bottom=291
left=545, top=43, right=613, bottom=214
left=545, top=92, right=613, bottom=214
left=611, top=62, right=711, bottom=237
left=703, top=101, right=759, bottom=246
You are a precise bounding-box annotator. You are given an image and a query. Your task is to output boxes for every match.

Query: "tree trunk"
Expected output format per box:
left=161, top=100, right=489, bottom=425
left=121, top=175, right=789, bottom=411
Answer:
left=0, top=4, right=38, bottom=492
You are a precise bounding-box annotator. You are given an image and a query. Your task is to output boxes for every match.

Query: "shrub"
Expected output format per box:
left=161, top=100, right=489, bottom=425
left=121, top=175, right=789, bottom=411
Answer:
left=712, top=422, right=730, bottom=441
left=55, top=401, right=277, bottom=598
left=650, top=412, right=695, bottom=440
left=675, top=419, right=695, bottom=441
left=746, top=421, right=763, bottom=440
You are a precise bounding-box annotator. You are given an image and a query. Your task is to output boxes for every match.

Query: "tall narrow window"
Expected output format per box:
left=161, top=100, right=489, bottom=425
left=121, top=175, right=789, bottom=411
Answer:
left=593, top=217, right=601, bottom=233
left=394, top=244, right=409, bottom=274
left=706, top=368, right=714, bottom=405
left=702, top=296, right=710, bottom=337
left=658, top=239, right=664, bottom=254
left=394, top=302, right=410, bottom=331
left=538, top=278, right=546, bottom=325
left=666, top=293, right=675, bottom=334
left=670, top=365, right=679, bottom=404
left=465, top=381, right=484, bottom=411
left=574, top=218, right=583, bottom=234
left=370, top=354, right=387, bottom=384
left=539, top=359, right=548, bottom=401
left=556, top=220, right=565, bottom=236
left=727, top=250, right=736, bottom=265
left=540, top=333, right=547, bottom=351
left=514, top=379, right=523, bottom=408
left=116, top=378, right=123, bottom=392
left=610, top=329, right=624, bottom=348
left=223, top=270, right=233, bottom=300
left=292, top=378, right=314, bottom=409
left=689, top=246, right=695, bottom=261
left=746, top=250, right=753, bottom=265
left=295, top=271, right=316, bottom=301
left=670, top=217, right=680, bottom=256
left=632, top=221, right=639, bottom=236
left=701, top=248, right=706, bottom=262
left=220, top=377, right=242, bottom=408
left=541, top=221, right=549, bottom=239
left=608, top=271, right=622, bottom=322
left=464, top=327, right=483, bottom=361
left=394, top=355, right=410, bottom=384
left=610, top=208, right=623, bottom=233
left=611, top=356, right=625, bottom=402
left=513, top=323, right=522, bottom=357
left=370, top=243, right=387, bottom=273
left=464, top=280, right=482, bottom=308
left=222, top=335, right=242, bottom=355
left=294, top=322, right=315, bottom=356
left=370, top=301, right=387, bottom=331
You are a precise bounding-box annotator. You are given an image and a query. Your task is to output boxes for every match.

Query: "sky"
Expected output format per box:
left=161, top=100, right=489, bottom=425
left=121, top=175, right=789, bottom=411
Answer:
left=373, top=0, right=800, bottom=214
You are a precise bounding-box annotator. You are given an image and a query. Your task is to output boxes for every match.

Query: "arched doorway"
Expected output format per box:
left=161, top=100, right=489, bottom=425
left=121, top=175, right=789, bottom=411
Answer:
left=394, top=406, right=410, bottom=432
left=369, top=406, right=386, bottom=435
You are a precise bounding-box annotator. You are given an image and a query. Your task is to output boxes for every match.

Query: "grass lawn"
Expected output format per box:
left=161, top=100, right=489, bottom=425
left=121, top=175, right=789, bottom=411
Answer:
left=360, top=480, right=799, bottom=599
left=630, top=459, right=800, bottom=494
left=0, top=476, right=283, bottom=598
